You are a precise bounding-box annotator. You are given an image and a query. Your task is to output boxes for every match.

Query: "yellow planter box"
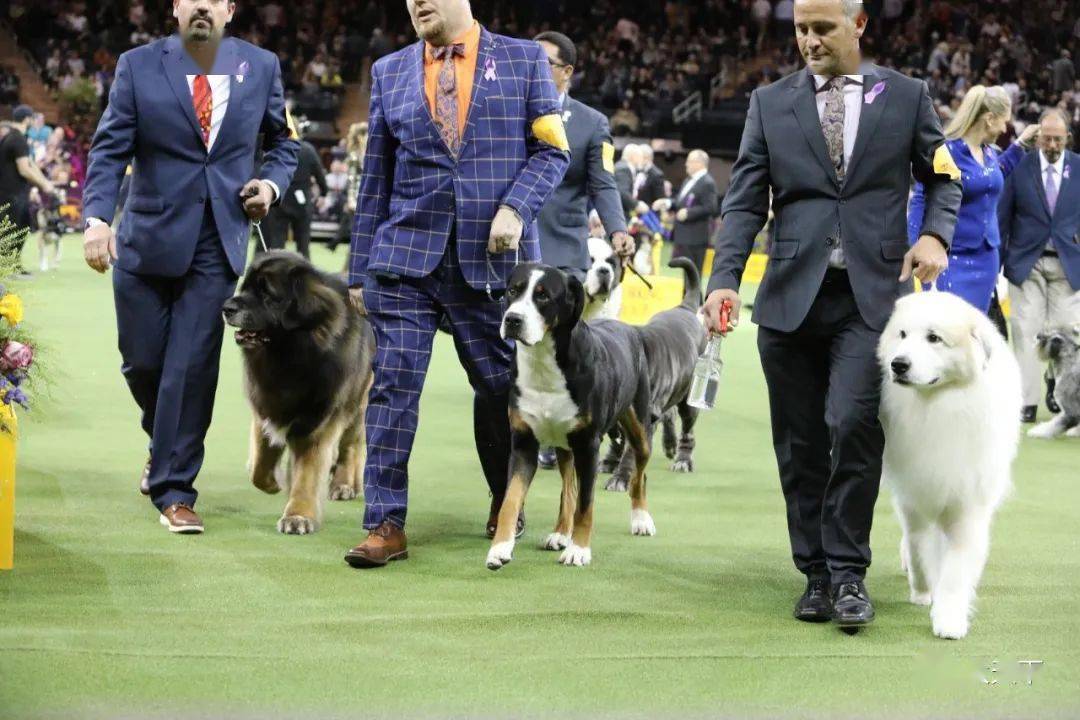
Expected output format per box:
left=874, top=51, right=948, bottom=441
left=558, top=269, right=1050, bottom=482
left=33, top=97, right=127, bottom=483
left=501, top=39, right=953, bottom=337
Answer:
left=0, top=403, right=17, bottom=570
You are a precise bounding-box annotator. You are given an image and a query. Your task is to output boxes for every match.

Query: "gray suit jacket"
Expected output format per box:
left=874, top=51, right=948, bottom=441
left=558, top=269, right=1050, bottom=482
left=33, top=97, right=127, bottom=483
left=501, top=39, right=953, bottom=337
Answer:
left=707, top=65, right=962, bottom=332
left=537, top=96, right=627, bottom=272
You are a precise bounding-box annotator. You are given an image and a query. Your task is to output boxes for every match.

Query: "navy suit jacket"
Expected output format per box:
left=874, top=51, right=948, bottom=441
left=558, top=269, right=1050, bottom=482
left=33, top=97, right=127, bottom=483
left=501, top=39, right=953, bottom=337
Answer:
left=999, top=150, right=1080, bottom=290
left=348, top=26, right=570, bottom=291
left=536, top=95, right=626, bottom=271
left=84, top=35, right=299, bottom=277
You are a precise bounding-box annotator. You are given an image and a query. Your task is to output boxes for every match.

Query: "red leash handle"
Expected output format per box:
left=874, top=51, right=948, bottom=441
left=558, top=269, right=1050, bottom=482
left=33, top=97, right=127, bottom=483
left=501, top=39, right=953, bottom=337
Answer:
left=719, top=300, right=732, bottom=335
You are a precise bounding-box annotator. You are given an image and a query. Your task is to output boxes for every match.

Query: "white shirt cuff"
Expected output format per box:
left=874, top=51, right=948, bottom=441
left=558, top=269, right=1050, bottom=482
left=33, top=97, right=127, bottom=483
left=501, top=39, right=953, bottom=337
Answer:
left=262, top=179, right=280, bottom=203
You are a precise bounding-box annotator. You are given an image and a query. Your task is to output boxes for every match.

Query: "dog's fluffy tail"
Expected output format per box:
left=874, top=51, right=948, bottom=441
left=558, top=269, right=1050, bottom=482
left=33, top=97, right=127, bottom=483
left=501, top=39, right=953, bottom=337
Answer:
left=668, top=257, right=702, bottom=310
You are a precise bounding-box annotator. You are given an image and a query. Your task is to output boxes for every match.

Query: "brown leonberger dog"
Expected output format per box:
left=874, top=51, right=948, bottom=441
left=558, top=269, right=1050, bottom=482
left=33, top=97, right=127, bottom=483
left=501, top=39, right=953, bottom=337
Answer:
left=223, top=251, right=375, bottom=534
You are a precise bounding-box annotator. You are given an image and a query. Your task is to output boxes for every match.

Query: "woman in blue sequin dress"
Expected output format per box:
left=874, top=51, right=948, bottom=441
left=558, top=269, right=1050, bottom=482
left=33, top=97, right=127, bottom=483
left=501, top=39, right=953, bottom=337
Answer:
left=907, top=85, right=1038, bottom=312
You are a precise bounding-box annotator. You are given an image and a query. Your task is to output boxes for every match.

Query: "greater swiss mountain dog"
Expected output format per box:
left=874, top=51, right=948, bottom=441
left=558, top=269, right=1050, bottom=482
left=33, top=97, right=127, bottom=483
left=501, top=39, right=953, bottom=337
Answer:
left=487, top=264, right=655, bottom=570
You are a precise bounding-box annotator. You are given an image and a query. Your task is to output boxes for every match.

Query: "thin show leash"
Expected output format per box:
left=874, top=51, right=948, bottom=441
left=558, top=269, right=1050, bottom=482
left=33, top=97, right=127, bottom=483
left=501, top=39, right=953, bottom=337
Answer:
left=252, top=219, right=268, bottom=252
left=485, top=245, right=652, bottom=299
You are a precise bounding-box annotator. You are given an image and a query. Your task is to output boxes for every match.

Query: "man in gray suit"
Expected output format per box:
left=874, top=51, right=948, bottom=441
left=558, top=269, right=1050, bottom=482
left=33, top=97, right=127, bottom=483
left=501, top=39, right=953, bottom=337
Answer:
left=533, top=31, right=631, bottom=276
left=702, top=0, right=961, bottom=631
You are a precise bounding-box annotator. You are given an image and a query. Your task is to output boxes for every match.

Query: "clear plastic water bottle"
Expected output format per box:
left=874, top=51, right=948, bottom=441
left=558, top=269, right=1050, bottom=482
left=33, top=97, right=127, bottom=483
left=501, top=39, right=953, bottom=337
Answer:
left=688, top=301, right=731, bottom=410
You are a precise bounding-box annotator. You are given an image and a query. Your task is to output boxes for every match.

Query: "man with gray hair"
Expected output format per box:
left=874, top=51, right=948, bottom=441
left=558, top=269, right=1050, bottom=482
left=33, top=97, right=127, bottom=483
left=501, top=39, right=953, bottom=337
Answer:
left=701, top=0, right=961, bottom=632
left=636, top=144, right=667, bottom=209
left=653, top=149, right=718, bottom=274
left=614, top=143, right=645, bottom=217
left=999, top=108, right=1080, bottom=424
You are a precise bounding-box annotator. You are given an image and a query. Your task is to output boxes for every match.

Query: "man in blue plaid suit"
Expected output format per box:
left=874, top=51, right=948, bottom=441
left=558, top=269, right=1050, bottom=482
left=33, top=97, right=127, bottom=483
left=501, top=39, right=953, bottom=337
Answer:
left=344, top=0, right=570, bottom=568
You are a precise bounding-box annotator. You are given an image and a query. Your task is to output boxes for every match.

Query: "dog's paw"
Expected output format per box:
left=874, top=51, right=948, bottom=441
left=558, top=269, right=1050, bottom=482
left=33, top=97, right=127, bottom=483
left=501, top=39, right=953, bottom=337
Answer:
left=931, top=600, right=970, bottom=639
left=1065, top=425, right=1080, bottom=438
left=541, top=532, right=570, bottom=551
left=1027, top=421, right=1061, bottom=439
left=251, top=474, right=281, bottom=495
left=909, top=589, right=932, bottom=607
left=485, top=540, right=515, bottom=570
left=670, top=457, right=694, bottom=473
left=328, top=484, right=359, bottom=501
left=604, top=474, right=629, bottom=492
left=277, top=515, right=317, bottom=535
left=558, top=543, right=592, bottom=567
left=630, top=508, right=656, bottom=536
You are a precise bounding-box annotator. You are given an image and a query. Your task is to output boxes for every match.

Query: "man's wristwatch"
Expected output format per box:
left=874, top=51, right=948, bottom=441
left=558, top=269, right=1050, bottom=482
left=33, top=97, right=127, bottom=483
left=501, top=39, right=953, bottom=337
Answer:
left=84, top=217, right=107, bottom=231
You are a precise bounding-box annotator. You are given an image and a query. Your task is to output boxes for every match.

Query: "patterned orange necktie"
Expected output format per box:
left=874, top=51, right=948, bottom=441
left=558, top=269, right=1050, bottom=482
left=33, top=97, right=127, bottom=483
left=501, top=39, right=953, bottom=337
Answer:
left=192, top=74, right=212, bottom=147
left=432, top=43, right=464, bottom=155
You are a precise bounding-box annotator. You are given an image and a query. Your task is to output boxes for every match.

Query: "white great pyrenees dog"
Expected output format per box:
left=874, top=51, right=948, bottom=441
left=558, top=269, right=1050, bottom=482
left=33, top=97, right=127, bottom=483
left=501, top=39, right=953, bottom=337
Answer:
left=878, top=291, right=1021, bottom=639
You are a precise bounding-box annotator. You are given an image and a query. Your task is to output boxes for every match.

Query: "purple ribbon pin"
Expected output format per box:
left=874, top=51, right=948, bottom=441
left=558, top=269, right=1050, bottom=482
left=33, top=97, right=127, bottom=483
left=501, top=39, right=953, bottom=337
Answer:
left=484, top=57, right=497, bottom=82
left=1064, top=165, right=1072, bottom=181
left=864, top=80, right=886, bottom=105
left=236, top=60, right=250, bottom=83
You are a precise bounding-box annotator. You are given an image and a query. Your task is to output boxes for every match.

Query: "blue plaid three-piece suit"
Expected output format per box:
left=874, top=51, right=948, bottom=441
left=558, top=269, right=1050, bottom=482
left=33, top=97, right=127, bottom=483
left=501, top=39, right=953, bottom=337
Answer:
left=349, top=26, right=570, bottom=529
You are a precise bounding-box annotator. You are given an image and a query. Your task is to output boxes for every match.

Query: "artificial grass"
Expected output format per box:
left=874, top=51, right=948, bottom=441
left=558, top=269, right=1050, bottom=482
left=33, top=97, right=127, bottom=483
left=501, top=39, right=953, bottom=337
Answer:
left=1, top=236, right=1079, bottom=719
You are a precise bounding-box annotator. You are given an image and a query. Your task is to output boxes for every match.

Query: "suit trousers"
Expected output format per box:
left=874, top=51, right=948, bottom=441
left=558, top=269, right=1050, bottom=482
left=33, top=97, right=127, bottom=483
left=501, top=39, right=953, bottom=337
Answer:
left=756, top=270, right=885, bottom=584
left=361, top=238, right=513, bottom=529
left=113, top=206, right=239, bottom=511
left=1010, top=256, right=1080, bottom=406
left=261, top=202, right=313, bottom=259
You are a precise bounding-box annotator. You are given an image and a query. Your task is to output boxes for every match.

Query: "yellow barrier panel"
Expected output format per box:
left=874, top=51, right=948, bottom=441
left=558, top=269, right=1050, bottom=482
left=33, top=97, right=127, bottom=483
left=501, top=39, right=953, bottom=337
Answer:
left=0, top=404, right=17, bottom=570
left=619, top=273, right=686, bottom=325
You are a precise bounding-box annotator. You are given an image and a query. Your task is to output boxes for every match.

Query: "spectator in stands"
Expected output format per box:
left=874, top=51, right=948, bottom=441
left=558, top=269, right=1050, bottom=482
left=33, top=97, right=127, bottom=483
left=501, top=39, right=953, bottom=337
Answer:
left=907, top=86, right=1037, bottom=313
left=26, top=113, right=52, bottom=161
left=1052, top=50, right=1075, bottom=95
left=0, top=67, right=19, bottom=105
left=0, top=105, right=57, bottom=277
left=610, top=100, right=640, bottom=135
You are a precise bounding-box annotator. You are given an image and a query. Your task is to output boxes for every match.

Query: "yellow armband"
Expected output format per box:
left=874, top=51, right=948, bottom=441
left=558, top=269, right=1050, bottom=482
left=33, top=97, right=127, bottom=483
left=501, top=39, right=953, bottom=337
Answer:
left=602, top=141, right=615, bottom=173
left=531, top=114, right=569, bottom=152
left=932, top=144, right=961, bottom=180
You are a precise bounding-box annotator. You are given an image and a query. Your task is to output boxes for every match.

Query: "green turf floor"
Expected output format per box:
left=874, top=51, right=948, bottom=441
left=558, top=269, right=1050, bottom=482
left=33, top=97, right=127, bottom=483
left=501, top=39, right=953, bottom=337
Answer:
left=2, top=237, right=1079, bottom=719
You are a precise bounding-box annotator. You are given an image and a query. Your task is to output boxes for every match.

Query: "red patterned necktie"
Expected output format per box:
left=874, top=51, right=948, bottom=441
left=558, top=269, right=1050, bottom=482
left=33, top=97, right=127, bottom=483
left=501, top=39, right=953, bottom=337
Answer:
left=432, top=43, right=465, bottom=155
left=192, top=74, right=212, bottom=147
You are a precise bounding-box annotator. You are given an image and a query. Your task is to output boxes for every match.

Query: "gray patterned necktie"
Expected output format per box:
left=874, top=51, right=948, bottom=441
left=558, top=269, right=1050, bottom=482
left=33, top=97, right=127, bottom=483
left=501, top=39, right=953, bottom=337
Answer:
left=821, top=76, right=850, bottom=181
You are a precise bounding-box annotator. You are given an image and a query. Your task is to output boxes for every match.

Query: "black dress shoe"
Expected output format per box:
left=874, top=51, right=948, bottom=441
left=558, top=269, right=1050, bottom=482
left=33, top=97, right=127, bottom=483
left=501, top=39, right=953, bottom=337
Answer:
left=1021, top=405, right=1038, bottom=424
left=832, top=581, right=875, bottom=630
left=1046, top=377, right=1061, bottom=414
left=793, top=576, right=833, bottom=623
left=538, top=447, right=557, bottom=470
left=485, top=497, right=526, bottom=539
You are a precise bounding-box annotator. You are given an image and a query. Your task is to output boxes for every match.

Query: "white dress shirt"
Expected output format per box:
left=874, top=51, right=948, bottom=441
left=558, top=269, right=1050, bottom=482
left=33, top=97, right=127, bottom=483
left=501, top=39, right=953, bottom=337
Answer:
left=678, top=169, right=709, bottom=202
left=813, top=73, right=863, bottom=268
left=185, top=74, right=231, bottom=151
left=1040, top=150, right=1066, bottom=250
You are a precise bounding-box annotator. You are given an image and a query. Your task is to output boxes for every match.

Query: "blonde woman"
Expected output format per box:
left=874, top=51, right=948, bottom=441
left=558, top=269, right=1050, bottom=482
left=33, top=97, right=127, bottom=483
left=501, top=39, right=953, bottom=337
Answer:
left=907, top=85, right=1038, bottom=311
left=332, top=121, right=367, bottom=251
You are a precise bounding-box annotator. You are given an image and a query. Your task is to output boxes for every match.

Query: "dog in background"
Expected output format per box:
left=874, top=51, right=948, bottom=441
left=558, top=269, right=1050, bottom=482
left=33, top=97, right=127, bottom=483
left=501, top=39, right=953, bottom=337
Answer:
left=878, top=291, right=1021, bottom=639
left=1028, top=323, right=1080, bottom=439
left=488, top=263, right=655, bottom=570
left=582, top=236, right=624, bottom=320
left=223, top=252, right=375, bottom=535
left=606, top=257, right=707, bottom=491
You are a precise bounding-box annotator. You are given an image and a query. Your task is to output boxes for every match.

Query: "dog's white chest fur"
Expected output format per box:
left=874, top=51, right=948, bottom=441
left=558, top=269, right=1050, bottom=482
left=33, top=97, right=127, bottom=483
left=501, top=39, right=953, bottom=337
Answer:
left=514, top=339, right=580, bottom=448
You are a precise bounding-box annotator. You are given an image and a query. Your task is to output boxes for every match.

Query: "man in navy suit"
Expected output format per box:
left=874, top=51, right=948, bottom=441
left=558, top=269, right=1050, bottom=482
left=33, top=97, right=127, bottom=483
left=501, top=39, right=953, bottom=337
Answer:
left=344, top=0, right=569, bottom=568
left=82, top=0, right=299, bottom=534
left=999, top=108, right=1080, bottom=422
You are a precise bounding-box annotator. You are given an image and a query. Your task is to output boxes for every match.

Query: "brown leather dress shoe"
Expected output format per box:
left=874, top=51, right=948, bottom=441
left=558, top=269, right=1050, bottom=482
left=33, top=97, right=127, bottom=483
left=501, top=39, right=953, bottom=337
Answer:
left=159, top=503, right=204, bottom=534
left=344, top=521, right=408, bottom=568
left=485, top=497, right=526, bottom=540
left=139, top=457, right=151, bottom=496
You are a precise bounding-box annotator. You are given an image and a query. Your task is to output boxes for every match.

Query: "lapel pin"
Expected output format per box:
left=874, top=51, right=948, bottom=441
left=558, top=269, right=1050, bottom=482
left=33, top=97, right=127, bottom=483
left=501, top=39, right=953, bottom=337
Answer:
left=484, top=57, right=497, bottom=82
left=864, top=80, right=886, bottom=105
left=236, top=60, right=250, bottom=84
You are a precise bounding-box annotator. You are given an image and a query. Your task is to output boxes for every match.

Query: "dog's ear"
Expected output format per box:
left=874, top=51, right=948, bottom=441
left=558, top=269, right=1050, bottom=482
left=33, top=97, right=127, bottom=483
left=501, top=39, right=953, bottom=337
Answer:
left=565, top=273, right=586, bottom=328
left=971, top=321, right=995, bottom=368
left=282, top=265, right=340, bottom=333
